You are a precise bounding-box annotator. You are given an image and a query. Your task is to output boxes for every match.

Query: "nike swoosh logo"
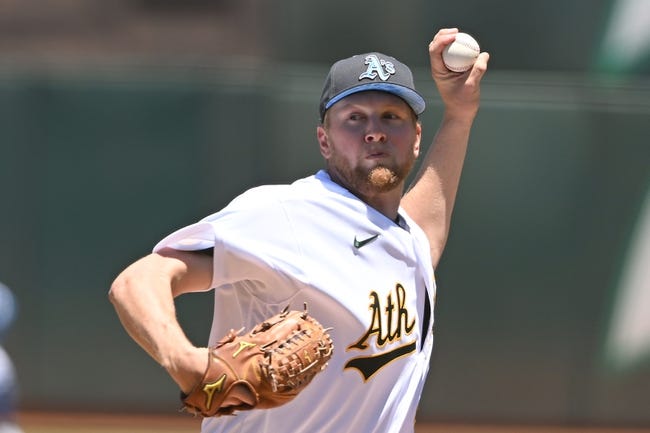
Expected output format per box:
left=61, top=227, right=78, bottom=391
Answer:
left=353, top=234, right=379, bottom=249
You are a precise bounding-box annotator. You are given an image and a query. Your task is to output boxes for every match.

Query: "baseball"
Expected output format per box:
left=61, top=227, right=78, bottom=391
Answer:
left=442, top=32, right=480, bottom=72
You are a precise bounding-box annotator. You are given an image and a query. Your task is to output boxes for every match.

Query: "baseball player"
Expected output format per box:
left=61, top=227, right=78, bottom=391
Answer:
left=0, top=282, right=23, bottom=433
left=110, top=28, right=489, bottom=433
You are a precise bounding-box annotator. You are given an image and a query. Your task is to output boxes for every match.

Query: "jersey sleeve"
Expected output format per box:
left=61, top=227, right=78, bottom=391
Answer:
left=153, top=186, right=307, bottom=300
left=153, top=221, right=216, bottom=252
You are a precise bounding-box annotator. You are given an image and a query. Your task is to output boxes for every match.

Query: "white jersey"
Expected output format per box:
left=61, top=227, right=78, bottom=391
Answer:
left=154, top=170, right=436, bottom=433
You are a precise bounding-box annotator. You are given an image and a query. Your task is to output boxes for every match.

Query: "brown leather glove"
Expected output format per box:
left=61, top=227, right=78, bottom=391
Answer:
left=181, top=306, right=333, bottom=417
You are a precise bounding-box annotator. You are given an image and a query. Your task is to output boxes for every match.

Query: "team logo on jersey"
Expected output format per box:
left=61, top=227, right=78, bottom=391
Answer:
left=344, top=283, right=417, bottom=381
left=358, top=54, right=396, bottom=82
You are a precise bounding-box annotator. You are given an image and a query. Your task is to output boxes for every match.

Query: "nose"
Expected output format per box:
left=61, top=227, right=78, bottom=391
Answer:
left=364, top=118, right=386, bottom=143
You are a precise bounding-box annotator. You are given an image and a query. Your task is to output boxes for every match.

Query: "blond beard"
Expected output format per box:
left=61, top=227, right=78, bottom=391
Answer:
left=325, top=140, right=416, bottom=197
left=327, top=157, right=416, bottom=197
left=367, top=166, right=401, bottom=192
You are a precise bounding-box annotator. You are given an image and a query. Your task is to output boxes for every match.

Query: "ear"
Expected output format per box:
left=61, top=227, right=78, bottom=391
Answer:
left=317, top=125, right=331, bottom=159
left=413, top=122, right=422, bottom=158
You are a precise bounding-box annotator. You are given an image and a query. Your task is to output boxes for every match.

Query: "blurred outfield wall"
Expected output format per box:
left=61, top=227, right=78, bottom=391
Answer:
left=0, top=0, right=649, bottom=428
left=0, top=64, right=648, bottom=427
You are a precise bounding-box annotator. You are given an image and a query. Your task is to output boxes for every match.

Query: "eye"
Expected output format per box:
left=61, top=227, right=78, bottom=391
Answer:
left=383, top=111, right=402, bottom=120
left=348, top=113, right=365, bottom=121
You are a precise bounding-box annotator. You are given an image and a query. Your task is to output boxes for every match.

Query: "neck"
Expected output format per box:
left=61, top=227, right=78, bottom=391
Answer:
left=360, top=192, right=402, bottom=221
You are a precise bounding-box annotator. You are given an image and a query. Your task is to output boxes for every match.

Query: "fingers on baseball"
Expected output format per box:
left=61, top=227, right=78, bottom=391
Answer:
left=467, top=52, right=490, bottom=84
left=437, top=27, right=459, bottom=36
left=429, top=29, right=459, bottom=55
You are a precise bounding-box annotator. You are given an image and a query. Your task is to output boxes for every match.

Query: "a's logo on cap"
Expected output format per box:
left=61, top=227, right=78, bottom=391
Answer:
left=358, top=54, right=396, bottom=82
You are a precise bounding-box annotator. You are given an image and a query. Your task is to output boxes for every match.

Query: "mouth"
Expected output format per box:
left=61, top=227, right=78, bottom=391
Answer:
left=366, top=150, right=389, bottom=159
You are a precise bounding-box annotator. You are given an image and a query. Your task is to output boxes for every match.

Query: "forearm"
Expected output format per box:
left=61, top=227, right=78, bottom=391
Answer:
left=109, top=253, right=207, bottom=392
left=403, top=112, right=475, bottom=266
left=110, top=270, right=190, bottom=365
left=402, top=28, right=489, bottom=268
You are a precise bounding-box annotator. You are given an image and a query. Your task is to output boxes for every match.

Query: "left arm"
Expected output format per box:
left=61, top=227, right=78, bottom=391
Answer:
left=401, top=28, right=490, bottom=268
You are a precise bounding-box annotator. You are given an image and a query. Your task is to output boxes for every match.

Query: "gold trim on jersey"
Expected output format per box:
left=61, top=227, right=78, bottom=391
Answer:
left=344, top=283, right=418, bottom=380
left=347, top=283, right=416, bottom=351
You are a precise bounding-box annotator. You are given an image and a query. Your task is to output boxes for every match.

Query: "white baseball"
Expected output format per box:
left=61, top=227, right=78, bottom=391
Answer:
left=442, top=32, right=480, bottom=72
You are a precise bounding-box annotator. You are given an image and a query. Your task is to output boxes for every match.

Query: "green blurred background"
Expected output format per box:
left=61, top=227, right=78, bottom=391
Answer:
left=1, top=0, right=649, bottom=428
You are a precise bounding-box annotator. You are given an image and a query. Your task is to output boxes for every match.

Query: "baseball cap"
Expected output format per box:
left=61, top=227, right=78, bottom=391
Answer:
left=319, top=52, right=426, bottom=121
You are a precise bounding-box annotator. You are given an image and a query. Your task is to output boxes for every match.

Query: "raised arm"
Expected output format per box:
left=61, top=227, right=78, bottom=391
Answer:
left=108, top=248, right=212, bottom=393
left=401, top=28, right=489, bottom=268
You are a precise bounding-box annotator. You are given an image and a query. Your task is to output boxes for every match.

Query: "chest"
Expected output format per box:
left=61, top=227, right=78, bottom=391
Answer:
left=287, top=204, right=433, bottom=352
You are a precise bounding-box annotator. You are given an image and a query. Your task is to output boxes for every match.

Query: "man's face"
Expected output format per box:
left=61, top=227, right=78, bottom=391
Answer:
left=317, top=91, right=422, bottom=198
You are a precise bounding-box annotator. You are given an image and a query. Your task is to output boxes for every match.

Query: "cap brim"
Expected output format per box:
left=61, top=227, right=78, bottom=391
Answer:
left=324, top=83, right=426, bottom=116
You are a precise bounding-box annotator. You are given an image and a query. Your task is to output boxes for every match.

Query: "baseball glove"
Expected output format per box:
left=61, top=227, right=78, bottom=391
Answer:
left=181, top=305, right=333, bottom=417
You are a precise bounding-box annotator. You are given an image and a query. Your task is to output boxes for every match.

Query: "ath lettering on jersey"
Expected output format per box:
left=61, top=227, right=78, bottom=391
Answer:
left=344, top=283, right=417, bottom=381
